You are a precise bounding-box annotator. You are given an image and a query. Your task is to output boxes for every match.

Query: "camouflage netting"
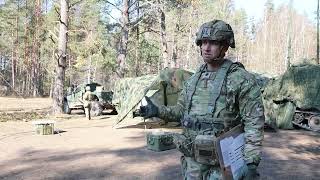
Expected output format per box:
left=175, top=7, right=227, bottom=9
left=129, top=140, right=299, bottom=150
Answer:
left=263, top=63, right=320, bottom=129
left=112, top=68, right=193, bottom=125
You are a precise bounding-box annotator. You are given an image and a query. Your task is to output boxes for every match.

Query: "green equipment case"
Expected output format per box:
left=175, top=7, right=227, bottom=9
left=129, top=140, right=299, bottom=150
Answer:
left=32, top=120, right=55, bottom=135
left=146, top=131, right=176, bottom=151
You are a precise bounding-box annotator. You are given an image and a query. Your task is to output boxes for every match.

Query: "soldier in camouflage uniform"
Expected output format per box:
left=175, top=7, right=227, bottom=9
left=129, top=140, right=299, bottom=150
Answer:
left=83, top=86, right=94, bottom=120
left=140, top=20, right=264, bottom=180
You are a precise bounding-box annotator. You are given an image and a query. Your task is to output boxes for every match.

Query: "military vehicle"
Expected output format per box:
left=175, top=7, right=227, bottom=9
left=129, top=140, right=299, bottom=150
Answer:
left=63, top=82, right=116, bottom=116
left=263, top=63, right=320, bottom=132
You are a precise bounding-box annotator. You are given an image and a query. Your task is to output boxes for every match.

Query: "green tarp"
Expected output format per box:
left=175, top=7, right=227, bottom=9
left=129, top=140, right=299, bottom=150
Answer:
left=263, top=63, right=320, bottom=129
left=112, top=63, right=320, bottom=130
left=112, top=68, right=193, bottom=125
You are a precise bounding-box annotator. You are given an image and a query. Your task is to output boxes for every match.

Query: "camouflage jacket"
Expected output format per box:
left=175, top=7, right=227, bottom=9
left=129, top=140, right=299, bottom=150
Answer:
left=83, top=91, right=95, bottom=101
left=158, top=60, right=265, bottom=165
left=83, top=91, right=95, bottom=107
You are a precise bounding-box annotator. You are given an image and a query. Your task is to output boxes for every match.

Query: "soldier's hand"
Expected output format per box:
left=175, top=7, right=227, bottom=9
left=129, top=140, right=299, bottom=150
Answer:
left=238, top=163, right=259, bottom=180
left=140, top=96, right=159, bottom=118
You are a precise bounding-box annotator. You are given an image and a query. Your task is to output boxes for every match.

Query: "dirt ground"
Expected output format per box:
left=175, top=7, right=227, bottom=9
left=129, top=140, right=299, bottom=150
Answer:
left=0, top=97, right=52, bottom=112
left=0, top=98, right=319, bottom=180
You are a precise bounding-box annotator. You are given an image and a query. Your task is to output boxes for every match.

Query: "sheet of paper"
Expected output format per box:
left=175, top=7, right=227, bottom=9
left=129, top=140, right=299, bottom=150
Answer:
left=229, top=133, right=245, bottom=179
left=219, top=136, right=234, bottom=166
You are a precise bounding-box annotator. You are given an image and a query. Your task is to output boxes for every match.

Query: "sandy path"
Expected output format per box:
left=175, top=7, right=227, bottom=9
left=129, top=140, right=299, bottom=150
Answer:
left=0, top=97, right=319, bottom=179
left=0, top=116, right=319, bottom=180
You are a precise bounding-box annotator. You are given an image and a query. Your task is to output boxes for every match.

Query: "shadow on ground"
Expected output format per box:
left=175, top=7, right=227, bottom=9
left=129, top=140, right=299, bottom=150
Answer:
left=1, top=119, right=319, bottom=180
left=259, top=130, right=320, bottom=180
left=0, top=144, right=181, bottom=180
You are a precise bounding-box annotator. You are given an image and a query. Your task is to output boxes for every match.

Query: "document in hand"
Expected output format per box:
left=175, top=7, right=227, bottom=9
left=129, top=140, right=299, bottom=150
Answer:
left=216, top=125, right=245, bottom=180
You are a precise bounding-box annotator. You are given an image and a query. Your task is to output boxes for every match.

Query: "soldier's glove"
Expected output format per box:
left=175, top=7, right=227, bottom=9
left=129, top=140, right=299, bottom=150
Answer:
left=140, top=96, right=159, bottom=118
left=238, top=163, right=259, bottom=180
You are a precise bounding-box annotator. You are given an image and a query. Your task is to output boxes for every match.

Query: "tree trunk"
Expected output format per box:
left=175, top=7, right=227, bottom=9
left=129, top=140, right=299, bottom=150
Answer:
left=159, top=4, right=168, bottom=68
left=31, top=0, right=42, bottom=97
left=15, top=2, right=20, bottom=79
left=23, top=0, right=28, bottom=95
left=134, top=0, right=140, bottom=77
left=11, top=19, right=16, bottom=91
left=93, top=60, right=97, bottom=82
left=116, top=0, right=129, bottom=78
left=172, top=12, right=181, bottom=68
left=22, top=77, right=25, bottom=95
left=285, top=1, right=293, bottom=69
left=49, top=76, right=54, bottom=98
left=87, top=55, right=92, bottom=83
left=317, top=0, right=319, bottom=64
left=263, top=15, right=267, bottom=72
left=172, top=35, right=177, bottom=68
left=186, top=6, right=194, bottom=69
left=52, top=0, right=68, bottom=114
left=27, top=73, right=31, bottom=95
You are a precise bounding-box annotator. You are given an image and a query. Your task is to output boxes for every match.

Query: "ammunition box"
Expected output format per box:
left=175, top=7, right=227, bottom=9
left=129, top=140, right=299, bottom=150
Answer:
left=146, top=131, right=176, bottom=151
left=32, top=120, right=55, bottom=135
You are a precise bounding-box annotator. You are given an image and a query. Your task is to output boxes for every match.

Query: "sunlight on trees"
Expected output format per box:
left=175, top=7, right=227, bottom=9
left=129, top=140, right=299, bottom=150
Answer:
left=0, top=0, right=318, bottom=99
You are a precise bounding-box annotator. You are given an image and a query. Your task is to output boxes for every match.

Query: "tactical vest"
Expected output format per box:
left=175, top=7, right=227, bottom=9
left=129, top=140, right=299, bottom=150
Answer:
left=182, top=60, right=241, bottom=138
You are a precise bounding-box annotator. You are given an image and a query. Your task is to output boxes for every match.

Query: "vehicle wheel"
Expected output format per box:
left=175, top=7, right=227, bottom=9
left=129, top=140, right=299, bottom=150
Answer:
left=294, top=113, right=305, bottom=123
left=63, top=100, right=71, bottom=114
left=309, top=115, right=320, bottom=131
left=109, top=107, right=118, bottom=115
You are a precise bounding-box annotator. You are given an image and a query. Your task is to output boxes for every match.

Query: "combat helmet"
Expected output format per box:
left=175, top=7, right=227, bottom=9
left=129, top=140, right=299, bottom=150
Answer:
left=195, top=20, right=235, bottom=48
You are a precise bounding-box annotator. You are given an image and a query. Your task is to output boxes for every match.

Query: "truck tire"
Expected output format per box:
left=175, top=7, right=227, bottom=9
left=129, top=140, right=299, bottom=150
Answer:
left=63, top=100, right=71, bottom=114
left=109, top=107, right=118, bottom=115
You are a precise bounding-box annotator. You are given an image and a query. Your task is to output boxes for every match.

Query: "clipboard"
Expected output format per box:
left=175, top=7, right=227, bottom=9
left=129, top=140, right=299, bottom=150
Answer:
left=215, top=125, right=245, bottom=180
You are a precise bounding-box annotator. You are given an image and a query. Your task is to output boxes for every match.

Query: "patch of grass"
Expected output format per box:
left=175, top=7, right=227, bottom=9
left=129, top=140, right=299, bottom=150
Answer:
left=0, top=111, right=48, bottom=122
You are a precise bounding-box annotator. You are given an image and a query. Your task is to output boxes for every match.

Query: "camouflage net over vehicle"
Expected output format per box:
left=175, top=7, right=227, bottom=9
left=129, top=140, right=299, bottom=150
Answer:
left=112, top=68, right=193, bottom=125
left=263, top=63, right=320, bottom=129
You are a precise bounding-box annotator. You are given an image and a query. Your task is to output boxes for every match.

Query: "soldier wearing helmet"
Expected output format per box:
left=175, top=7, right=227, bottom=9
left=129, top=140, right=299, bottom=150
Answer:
left=140, top=20, right=264, bottom=180
left=83, top=86, right=94, bottom=120
left=195, top=20, right=235, bottom=70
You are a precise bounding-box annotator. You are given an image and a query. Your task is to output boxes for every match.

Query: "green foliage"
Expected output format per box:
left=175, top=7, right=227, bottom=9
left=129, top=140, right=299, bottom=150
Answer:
left=126, top=34, right=160, bottom=76
left=51, top=0, right=117, bottom=85
left=0, top=0, right=317, bottom=96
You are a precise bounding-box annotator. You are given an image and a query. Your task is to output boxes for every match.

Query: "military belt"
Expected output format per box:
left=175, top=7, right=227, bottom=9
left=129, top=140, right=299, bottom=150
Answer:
left=181, top=115, right=225, bottom=134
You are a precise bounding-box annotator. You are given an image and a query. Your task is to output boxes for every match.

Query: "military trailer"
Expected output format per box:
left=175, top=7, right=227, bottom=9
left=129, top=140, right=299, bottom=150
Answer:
left=263, top=63, right=320, bottom=132
left=63, top=82, right=116, bottom=115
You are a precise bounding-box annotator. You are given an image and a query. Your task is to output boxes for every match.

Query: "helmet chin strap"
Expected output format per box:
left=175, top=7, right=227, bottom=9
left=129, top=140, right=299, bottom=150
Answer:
left=211, top=45, right=225, bottom=62
left=215, top=47, right=224, bottom=60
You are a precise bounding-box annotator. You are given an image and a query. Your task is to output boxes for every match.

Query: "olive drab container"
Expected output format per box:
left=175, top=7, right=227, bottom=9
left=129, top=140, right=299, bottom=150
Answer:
left=146, top=131, right=176, bottom=151
left=32, top=120, right=55, bottom=135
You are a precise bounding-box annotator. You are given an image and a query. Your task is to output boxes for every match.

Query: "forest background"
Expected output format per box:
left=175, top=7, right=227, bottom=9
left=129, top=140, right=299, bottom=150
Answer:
left=0, top=0, right=318, bottom=113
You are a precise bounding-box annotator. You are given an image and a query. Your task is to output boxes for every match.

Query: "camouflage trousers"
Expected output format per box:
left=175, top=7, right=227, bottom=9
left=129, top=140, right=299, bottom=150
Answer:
left=181, top=156, right=222, bottom=180
left=84, top=101, right=91, bottom=120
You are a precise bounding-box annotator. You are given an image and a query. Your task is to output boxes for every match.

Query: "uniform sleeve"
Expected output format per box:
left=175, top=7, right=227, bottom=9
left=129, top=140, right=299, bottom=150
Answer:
left=157, top=83, right=187, bottom=122
left=238, top=74, right=265, bottom=165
